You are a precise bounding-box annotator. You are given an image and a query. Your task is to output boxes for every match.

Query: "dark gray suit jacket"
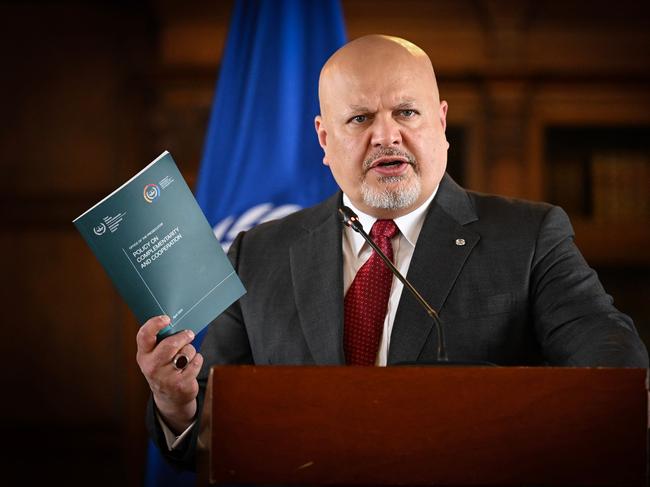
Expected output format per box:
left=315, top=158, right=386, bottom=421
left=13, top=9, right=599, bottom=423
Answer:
left=149, top=173, right=648, bottom=469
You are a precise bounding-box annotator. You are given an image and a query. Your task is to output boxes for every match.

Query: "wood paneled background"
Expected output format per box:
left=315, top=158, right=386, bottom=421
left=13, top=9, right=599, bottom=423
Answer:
left=1, top=1, right=648, bottom=485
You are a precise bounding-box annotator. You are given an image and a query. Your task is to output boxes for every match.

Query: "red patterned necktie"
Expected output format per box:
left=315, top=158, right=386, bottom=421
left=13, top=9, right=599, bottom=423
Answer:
left=344, top=219, right=398, bottom=365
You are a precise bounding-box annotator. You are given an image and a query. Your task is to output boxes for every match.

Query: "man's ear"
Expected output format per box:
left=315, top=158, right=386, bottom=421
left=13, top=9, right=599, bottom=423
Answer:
left=439, top=101, right=449, bottom=132
left=314, top=115, right=329, bottom=166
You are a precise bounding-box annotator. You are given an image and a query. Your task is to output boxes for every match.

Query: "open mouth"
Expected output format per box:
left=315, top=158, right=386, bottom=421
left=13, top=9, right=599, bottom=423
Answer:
left=368, top=157, right=411, bottom=177
left=369, top=156, right=410, bottom=169
left=376, top=160, right=404, bottom=167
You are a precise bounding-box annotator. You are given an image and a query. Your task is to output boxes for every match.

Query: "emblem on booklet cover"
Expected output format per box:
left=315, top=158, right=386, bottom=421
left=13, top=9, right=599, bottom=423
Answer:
left=93, top=223, right=107, bottom=236
left=143, top=184, right=160, bottom=203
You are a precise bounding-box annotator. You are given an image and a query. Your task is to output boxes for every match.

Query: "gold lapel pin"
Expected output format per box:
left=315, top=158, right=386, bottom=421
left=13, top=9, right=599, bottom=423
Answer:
left=455, top=238, right=466, bottom=246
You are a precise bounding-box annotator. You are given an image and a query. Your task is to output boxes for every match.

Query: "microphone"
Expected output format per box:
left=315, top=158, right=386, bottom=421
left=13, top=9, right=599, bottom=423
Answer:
left=338, top=205, right=450, bottom=362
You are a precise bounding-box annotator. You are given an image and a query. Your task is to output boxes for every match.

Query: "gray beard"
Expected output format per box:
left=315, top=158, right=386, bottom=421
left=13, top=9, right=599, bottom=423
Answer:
left=360, top=175, right=421, bottom=210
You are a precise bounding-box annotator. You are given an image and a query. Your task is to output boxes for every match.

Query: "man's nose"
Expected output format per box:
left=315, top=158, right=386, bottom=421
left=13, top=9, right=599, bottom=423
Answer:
left=370, top=115, right=402, bottom=147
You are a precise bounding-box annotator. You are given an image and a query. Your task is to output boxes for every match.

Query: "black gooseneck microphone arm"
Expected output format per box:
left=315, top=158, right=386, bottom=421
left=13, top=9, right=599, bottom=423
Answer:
left=338, top=206, right=449, bottom=363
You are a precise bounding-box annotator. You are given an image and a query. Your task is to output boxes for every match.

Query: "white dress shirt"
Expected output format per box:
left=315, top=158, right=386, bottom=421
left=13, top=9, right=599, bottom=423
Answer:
left=161, top=188, right=438, bottom=449
left=158, top=410, right=195, bottom=450
left=342, top=189, right=437, bottom=366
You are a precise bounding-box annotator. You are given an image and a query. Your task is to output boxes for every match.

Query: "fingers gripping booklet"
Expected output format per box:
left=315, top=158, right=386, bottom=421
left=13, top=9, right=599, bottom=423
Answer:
left=73, top=151, right=246, bottom=339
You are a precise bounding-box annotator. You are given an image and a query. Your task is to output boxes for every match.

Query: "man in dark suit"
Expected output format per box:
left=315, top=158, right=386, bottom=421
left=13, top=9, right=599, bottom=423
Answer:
left=136, top=35, right=648, bottom=469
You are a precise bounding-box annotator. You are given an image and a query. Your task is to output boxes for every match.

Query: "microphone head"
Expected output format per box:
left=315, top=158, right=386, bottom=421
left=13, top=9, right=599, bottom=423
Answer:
left=338, top=206, right=363, bottom=233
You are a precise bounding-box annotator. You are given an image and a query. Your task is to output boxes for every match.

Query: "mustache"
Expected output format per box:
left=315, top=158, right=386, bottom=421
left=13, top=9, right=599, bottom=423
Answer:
left=362, top=148, right=417, bottom=172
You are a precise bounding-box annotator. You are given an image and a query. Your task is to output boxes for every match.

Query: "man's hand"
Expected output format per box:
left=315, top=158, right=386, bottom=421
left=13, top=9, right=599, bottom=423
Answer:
left=136, top=315, right=204, bottom=434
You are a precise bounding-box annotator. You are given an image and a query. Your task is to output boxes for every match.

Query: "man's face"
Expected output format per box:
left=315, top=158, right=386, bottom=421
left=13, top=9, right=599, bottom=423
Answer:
left=315, top=56, right=449, bottom=218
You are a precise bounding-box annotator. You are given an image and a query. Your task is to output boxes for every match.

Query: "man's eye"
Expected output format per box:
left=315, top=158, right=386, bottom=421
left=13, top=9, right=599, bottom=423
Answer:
left=348, top=115, right=367, bottom=124
left=400, top=109, right=417, bottom=117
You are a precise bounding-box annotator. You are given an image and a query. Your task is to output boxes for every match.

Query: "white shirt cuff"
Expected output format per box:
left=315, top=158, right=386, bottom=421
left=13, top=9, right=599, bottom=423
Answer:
left=156, top=411, right=196, bottom=451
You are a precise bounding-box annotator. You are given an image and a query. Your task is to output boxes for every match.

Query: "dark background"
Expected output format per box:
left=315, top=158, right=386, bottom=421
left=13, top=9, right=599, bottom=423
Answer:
left=1, top=1, right=649, bottom=485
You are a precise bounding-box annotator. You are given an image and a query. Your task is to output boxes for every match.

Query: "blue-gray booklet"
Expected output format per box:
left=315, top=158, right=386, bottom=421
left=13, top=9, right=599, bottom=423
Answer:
left=73, top=151, right=246, bottom=339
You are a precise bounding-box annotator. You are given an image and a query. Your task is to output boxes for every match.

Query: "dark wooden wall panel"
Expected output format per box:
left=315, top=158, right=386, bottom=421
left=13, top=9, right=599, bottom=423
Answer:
left=3, top=233, right=121, bottom=423
left=2, top=8, right=131, bottom=195
left=1, top=2, right=155, bottom=485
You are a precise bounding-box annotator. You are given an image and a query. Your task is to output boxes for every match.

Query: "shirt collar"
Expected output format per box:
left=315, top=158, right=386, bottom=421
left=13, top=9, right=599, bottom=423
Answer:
left=342, top=187, right=438, bottom=257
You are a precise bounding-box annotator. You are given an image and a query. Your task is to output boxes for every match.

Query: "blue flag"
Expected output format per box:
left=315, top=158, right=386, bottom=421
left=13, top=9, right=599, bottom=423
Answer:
left=145, top=1, right=346, bottom=485
left=197, top=0, right=346, bottom=250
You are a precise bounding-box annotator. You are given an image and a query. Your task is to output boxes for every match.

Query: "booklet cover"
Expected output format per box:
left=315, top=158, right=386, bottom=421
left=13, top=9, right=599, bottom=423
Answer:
left=73, top=151, right=246, bottom=339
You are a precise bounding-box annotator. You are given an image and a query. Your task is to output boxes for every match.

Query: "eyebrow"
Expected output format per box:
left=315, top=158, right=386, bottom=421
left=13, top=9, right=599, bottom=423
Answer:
left=394, top=100, right=417, bottom=110
left=347, top=104, right=371, bottom=114
left=346, top=100, right=417, bottom=114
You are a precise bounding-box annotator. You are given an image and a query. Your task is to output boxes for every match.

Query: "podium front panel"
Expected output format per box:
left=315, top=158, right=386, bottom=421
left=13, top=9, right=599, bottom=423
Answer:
left=198, top=366, right=647, bottom=486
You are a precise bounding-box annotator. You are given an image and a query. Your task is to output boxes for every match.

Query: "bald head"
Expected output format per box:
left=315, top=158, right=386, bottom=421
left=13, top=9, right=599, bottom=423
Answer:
left=314, top=34, right=449, bottom=219
left=319, top=35, right=439, bottom=117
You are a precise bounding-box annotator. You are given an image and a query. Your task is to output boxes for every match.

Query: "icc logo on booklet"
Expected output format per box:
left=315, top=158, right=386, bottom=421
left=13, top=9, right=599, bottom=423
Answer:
left=143, top=184, right=160, bottom=203
left=93, top=223, right=106, bottom=236
left=213, top=203, right=301, bottom=250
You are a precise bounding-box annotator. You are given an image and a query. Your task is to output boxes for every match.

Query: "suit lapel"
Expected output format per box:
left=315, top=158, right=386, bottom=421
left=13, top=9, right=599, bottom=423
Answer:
left=388, top=175, right=480, bottom=364
left=290, top=195, right=345, bottom=365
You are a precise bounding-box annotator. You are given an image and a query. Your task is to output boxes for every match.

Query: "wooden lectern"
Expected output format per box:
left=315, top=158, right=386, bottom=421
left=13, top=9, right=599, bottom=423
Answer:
left=197, top=366, right=648, bottom=486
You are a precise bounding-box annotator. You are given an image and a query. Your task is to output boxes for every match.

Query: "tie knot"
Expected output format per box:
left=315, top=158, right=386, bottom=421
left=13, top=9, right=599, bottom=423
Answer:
left=370, top=219, right=398, bottom=240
